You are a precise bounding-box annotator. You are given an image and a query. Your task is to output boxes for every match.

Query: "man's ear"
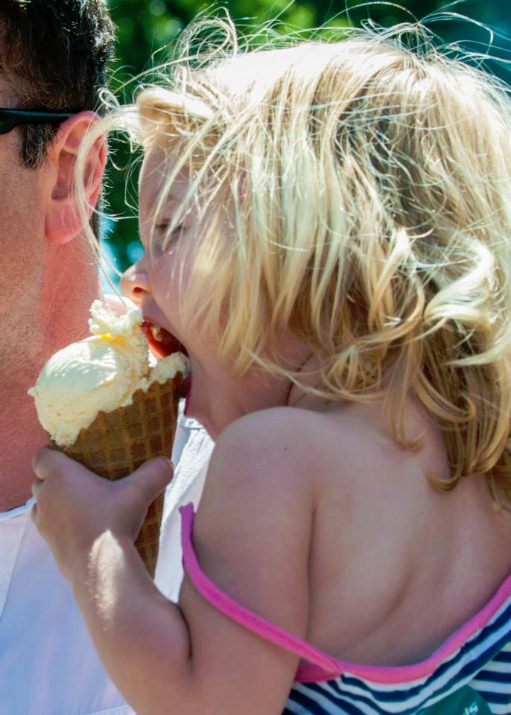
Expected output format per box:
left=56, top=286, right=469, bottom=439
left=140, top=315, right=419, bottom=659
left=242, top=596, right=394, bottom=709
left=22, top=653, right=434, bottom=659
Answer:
left=45, top=111, right=107, bottom=244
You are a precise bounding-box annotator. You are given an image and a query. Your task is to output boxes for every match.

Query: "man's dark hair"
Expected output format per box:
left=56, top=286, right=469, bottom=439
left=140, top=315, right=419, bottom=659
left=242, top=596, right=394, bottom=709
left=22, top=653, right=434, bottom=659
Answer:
left=0, top=0, right=115, bottom=167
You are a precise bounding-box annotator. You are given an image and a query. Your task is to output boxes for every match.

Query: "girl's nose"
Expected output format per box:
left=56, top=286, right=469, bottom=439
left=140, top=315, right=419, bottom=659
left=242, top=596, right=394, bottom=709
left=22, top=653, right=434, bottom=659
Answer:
left=120, top=260, right=149, bottom=306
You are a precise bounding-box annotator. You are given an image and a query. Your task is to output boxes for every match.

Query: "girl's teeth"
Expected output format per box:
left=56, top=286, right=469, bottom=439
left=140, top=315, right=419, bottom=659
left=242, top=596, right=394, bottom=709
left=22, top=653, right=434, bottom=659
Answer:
left=149, top=325, right=174, bottom=346
left=150, top=325, right=163, bottom=341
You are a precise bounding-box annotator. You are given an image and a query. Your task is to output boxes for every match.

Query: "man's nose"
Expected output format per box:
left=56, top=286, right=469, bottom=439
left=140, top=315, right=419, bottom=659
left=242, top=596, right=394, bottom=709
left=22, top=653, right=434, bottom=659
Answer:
left=120, top=261, right=149, bottom=306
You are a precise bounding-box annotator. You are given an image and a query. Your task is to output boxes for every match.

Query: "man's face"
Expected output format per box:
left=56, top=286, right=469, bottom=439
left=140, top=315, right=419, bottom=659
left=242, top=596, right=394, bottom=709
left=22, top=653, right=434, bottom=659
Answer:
left=0, top=79, right=57, bottom=382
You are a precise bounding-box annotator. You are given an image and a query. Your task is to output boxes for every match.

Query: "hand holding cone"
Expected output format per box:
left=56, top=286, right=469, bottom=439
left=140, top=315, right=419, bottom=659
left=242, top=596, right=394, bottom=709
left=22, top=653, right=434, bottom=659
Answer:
left=29, top=300, right=189, bottom=578
left=50, top=374, right=183, bottom=577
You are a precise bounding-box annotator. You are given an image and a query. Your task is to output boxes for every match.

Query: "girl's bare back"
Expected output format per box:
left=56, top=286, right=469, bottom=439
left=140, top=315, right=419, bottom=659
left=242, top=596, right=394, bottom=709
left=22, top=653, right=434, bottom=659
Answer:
left=303, top=398, right=511, bottom=665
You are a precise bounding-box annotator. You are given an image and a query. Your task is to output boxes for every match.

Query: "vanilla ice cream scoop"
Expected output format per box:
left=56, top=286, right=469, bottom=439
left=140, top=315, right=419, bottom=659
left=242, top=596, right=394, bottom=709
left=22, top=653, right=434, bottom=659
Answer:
left=29, top=300, right=188, bottom=446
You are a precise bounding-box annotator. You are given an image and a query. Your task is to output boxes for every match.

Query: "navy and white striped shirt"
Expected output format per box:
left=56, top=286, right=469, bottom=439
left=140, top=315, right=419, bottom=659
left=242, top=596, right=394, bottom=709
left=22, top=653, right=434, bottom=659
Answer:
left=285, top=583, right=511, bottom=714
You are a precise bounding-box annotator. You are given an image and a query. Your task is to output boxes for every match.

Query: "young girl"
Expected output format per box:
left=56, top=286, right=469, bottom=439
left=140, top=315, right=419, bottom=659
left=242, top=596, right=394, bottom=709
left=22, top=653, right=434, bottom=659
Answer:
left=32, top=19, right=511, bottom=714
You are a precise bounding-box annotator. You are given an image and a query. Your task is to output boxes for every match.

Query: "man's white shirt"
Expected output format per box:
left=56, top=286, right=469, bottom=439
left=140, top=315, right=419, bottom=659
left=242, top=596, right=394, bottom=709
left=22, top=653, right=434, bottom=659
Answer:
left=0, top=412, right=212, bottom=714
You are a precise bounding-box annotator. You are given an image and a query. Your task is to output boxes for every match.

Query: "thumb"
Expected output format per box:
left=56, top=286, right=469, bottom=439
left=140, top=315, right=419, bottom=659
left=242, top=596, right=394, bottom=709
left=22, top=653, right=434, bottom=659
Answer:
left=123, top=457, right=174, bottom=506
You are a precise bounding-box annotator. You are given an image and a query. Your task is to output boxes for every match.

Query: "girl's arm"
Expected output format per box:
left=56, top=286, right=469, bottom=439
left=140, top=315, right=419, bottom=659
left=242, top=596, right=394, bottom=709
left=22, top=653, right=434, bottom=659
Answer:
left=32, top=408, right=316, bottom=714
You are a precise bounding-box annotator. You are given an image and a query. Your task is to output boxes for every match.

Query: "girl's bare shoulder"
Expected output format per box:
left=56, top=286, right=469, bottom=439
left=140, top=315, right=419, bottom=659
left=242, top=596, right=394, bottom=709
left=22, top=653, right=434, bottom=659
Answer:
left=210, top=404, right=376, bottom=486
left=206, top=401, right=419, bottom=511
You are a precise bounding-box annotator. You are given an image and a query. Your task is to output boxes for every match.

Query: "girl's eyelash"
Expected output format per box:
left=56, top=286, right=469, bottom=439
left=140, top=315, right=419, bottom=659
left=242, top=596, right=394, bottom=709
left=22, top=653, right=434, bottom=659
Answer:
left=156, top=222, right=184, bottom=234
left=155, top=222, right=184, bottom=236
left=169, top=225, right=184, bottom=239
left=153, top=223, right=186, bottom=250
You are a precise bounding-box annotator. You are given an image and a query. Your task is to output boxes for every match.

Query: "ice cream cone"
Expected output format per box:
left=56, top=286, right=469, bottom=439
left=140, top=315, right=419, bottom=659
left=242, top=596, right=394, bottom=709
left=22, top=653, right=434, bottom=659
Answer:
left=50, top=374, right=184, bottom=577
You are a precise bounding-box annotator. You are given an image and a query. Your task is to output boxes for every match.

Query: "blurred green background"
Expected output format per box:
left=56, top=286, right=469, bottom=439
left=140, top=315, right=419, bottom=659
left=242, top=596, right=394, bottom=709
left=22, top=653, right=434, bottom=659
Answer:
left=102, top=0, right=511, bottom=280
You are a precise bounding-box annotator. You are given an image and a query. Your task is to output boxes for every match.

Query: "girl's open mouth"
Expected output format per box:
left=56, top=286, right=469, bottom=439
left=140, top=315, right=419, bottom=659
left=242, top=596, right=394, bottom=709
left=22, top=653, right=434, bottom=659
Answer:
left=141, top=321, right=191, bottom=398
left=141, top=321, right=187, bottom=359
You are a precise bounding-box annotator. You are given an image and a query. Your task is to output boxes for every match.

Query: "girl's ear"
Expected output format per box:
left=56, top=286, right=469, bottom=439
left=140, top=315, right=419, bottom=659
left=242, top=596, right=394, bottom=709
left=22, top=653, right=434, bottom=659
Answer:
left=45, top=111, right=107, bottom=244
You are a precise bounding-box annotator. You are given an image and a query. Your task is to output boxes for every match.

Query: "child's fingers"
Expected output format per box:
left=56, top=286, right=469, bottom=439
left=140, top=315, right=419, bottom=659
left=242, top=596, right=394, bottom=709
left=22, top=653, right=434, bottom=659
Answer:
left=30, top=448, right=105, bottom=525
left=30, top=448, right=61, bottom=514
left=32, top=446, right=54, bottom=480
left=30, top=500, right=39, bottom=525
left=31, top=470, right=50, bottom=507
left=30, top=449, right=64, bottom=526
left=123, top=457, right=174, bottom=506
left=31, top=445, right=76, bottom=481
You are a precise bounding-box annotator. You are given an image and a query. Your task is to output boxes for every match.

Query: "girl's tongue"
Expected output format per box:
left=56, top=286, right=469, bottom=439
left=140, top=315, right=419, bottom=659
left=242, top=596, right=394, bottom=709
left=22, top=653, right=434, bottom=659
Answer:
left=141, top=322, right=187, bottom=360
left=141, top=322, right=191, bottom=399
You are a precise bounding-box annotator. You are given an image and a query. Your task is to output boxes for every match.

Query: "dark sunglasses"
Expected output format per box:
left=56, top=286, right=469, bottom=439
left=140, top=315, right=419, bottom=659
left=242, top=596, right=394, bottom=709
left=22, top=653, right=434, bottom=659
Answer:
left=0, top=108, right=75, bottom=135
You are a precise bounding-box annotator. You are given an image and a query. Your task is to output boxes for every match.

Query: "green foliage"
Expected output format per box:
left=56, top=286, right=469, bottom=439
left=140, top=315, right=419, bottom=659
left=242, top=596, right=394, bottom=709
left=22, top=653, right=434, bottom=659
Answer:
left=103, top=0, right=511, bottom=278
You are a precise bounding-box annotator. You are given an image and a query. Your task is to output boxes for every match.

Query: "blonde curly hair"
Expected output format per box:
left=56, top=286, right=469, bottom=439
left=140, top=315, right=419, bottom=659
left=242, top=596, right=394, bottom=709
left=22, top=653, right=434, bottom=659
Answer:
left=81, top=20, right=511, bottom=506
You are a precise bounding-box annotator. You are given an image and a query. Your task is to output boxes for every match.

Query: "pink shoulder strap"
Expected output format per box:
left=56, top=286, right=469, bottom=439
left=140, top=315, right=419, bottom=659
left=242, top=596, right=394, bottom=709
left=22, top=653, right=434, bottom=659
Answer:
left=179, top=503, right=341, bottom=680
left=181, top=503, right=511, bottom=687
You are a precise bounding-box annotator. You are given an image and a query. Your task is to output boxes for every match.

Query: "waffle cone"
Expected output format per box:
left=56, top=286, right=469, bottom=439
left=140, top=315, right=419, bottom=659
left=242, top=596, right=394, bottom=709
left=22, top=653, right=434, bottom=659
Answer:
left=50, top=374, right=183, bottom=577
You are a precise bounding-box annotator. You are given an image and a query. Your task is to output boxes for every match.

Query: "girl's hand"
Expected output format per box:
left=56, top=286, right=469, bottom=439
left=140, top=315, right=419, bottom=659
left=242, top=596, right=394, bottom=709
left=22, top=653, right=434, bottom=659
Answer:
left=31, top=448, right=173, bottom=581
